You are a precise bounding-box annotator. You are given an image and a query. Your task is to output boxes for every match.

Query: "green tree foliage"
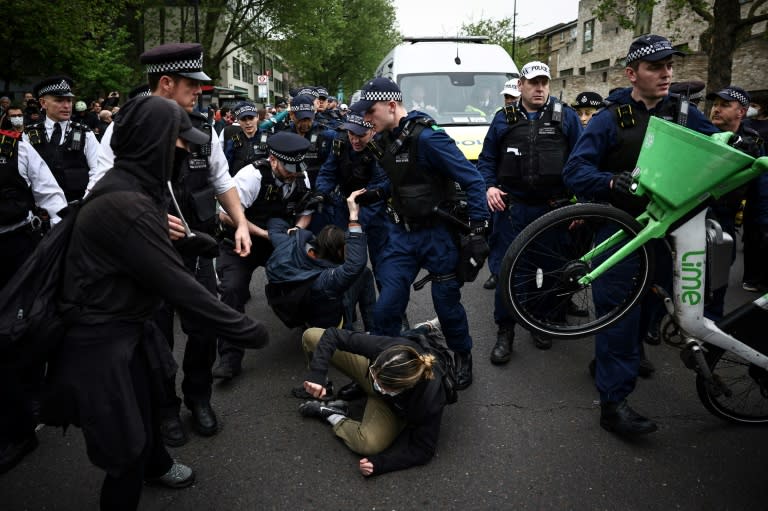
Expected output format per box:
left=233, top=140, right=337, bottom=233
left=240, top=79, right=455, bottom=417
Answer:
left=1, top=0, right=141, bottom=98
left=272, top=0, right=401, bottom=100
left=593, top=0, right=768, bottom=91
left=460, top=17, right=533, bottom=66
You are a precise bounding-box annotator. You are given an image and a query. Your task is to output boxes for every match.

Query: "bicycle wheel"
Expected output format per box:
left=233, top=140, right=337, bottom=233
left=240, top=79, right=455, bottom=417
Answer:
left=499, top=203, right=655, bottom=338
left=696, top=345, right=768, bottom=424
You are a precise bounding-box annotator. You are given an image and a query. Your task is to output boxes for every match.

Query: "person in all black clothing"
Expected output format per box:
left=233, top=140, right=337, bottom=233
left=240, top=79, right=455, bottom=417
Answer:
left=46, top=95, right=269, bottom=511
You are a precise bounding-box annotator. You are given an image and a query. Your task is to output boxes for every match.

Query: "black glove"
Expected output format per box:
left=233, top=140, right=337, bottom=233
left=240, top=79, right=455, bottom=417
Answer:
left=173, top=230, right=220, bottom=258
left=456, top=233, right=490, bottom=283
left=610, top=171, right=648, bottom=214
left=354, top=188, right=383, bottom=206
left=302, top=193, right=327, bottom=213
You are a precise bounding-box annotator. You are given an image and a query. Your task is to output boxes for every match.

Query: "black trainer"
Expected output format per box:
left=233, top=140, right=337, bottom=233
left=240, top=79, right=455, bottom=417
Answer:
left=483, top=273, right=498, bottom=289
left=298, top=400, right=349, bottom=419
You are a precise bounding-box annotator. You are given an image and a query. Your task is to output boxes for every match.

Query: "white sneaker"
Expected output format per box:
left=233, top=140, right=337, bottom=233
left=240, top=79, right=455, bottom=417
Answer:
left=145, top=461, right=195, bottom=489
left=414, top=317, right=441, bottom=333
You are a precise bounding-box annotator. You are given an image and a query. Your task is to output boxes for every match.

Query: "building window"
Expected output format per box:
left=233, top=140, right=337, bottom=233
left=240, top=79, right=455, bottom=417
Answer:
left=583, top=19, right=594, bottom=53
left=591, top=59, right=610, bottom=70
left=560, top=68, right=574, bottom=77
left=602, top=71, right=608, bottom=82
left=635, top=0, right=653, bottom=36
left=232, top=57, right=241, bottom=80
left=243, top=63, right=253, bottom=84
left=562, top=79, right=567, bottom=89
left=579, top=67, right=586, bottom=75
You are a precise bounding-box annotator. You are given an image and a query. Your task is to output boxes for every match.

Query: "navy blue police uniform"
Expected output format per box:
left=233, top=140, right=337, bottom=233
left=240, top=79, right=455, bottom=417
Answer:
left=352, top=78, right=489, bottom=390
left=223, top=101, right=262, bottom=176
left=477, top=68, right=582, bottom=358
left=563, top=35, right=718, bottom=434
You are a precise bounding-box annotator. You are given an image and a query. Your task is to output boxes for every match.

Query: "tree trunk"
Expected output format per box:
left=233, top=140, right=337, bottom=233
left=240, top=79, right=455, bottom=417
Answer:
left=705, top=0, right=744, bottom=93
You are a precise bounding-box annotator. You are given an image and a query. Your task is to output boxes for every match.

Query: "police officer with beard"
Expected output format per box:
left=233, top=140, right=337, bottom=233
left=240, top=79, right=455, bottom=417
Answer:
left=24, top=76, right=102, bottom=202
left=88, top=43, right=253, bottom=447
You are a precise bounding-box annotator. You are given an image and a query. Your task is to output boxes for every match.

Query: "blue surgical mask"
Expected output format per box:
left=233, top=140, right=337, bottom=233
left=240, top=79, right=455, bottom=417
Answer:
left=747, top=106, right=759, bottom=119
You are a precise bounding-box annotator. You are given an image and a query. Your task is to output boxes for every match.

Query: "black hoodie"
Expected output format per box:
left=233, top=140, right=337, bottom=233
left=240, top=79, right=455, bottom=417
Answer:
left=60, top=95, right=268, bottom=343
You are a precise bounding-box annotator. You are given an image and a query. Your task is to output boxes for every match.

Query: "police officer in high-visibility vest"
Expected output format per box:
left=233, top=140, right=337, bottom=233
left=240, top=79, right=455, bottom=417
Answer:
left=24, top=76, right=102, bottom=202
left=352, top=77, right=490, bottom=390
left=478, top=61, right=582, bottom=362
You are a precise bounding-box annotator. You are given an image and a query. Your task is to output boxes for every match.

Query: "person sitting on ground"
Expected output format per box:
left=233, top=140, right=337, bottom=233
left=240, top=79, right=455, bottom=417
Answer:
left=298, top=319, right=448, bottom=477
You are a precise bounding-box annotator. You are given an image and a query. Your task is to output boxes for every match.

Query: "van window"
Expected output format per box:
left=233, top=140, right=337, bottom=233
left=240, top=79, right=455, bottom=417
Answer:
left=400, top=73, right=516, bottom=126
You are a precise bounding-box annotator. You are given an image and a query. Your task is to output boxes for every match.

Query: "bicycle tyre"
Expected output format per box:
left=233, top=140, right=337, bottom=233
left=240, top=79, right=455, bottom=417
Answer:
left=499, top=203, right=655, bottom=339
left=695, top=345, right=768, bottom=424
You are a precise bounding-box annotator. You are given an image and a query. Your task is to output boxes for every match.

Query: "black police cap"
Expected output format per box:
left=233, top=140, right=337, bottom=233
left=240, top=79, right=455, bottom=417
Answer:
left=33, top=75, right=75, bottom=98
left=267, top=131, right=311, bottom=173
left=140, top=43, right=211, bottom=81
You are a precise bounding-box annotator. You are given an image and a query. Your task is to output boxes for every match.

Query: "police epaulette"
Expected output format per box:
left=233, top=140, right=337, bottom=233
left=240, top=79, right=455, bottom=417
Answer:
left=0, top=132, right=18, bottom=157
left=232, top=133, right=243, bottom=148
left=25, top=125, right=43, bottom=146
left=615, top=104, right=635, bottom=129
left=332, top=137, right=344, bottom=157
left=366, top=139, right=384, bottom=160
left=503, top=105, right=519, bottom=125
left=70, top=121, right=91, bottom=132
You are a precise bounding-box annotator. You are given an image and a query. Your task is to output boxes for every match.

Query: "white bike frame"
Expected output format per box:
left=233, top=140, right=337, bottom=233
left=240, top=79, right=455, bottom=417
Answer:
left=669, top=208, right=768, bottom=370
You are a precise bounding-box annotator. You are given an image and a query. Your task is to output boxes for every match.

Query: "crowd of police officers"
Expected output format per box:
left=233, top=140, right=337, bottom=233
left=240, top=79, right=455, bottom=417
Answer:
left=1, top=34, right=767, bottom=507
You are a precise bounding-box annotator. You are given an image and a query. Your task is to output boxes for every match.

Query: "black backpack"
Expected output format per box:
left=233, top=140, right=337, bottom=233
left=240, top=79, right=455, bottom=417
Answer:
left=404, top=331, right=458, bottom=405
left=0, top=202, right=81, bottom=362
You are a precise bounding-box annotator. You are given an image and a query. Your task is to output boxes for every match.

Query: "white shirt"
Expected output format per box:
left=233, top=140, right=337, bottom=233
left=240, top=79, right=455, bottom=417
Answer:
left=23, top=116, right=102, bottom=201
left=90, top=119, right=234, bottom=196
left=0, top=140, right=67, bottom=233
left=229, top=163, right=311, bottom=212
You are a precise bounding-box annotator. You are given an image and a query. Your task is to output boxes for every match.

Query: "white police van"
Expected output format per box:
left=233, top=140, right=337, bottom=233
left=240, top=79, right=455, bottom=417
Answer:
left=375, top=36, right=519, bottom=161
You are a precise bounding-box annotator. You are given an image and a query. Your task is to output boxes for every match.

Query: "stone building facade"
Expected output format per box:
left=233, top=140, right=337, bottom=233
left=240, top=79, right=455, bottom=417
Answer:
left=522, top=0, right=768, bottom=105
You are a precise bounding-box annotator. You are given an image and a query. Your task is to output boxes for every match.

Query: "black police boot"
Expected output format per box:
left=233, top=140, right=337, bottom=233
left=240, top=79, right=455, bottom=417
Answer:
left=188, top=401, right=218, bottom=436
left=600, top=400, right=658, bottom=435
left=160, top=415, right=188, bottom=447
left=490, top=327, right=513, bottom=365
left=483, top=273, right=498, bottom=290
left=454, top=351, right=473, bottom=390
left=212, top=355, right=242, bottom=380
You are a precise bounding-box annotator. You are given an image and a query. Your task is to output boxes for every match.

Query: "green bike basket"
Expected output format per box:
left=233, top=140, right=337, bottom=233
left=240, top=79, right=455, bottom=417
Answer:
left=635, top=117, right=754, bottom=208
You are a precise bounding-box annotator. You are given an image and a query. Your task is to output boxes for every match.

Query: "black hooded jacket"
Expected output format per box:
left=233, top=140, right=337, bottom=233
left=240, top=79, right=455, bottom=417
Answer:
left=51, top=96, right=268, bottom=475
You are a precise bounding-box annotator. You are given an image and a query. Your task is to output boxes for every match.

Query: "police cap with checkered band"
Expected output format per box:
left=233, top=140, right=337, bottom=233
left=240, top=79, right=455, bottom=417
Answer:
left=625, top=35, right=685, bottom=65
left=267, top=131, right=311, bottom=173
left=33, top=76, right=75, bottom=98
left=707, top=86, right=751, bottom=108
left=350, top=77, right=403, bottom=113
left=140, top=43, right=211, bottom=81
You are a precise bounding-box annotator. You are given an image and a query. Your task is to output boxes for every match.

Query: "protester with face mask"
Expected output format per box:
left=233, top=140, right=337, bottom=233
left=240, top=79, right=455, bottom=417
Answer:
left=2, top=104, right=26, bottom=133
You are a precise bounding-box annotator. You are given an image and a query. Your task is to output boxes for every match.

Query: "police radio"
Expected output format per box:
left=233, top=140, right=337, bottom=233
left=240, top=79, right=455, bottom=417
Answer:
left=70, top=128, right=83, bottom=151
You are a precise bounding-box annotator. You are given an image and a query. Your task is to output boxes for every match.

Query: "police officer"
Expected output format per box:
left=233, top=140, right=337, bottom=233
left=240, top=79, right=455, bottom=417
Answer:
left=24, top=76, right=102, bottom=202
left=563, top=35, right=718, bottom=436
left=0, top=127, right=67, bottom=475
left=352, top=77, right=490, bottom=390
left=573, top=91, right=604, bottom=127
left=479, top=61, right=582, bottom=362
left=213, top=132, right=314, bottom=379
left=314, top=86, right=343, bottom=129
left=311, top=109, right=389, bottom=331
left=705, top=87, right=767, bottom=297
left=222, top=101, right=261, bottom=175
left=90, top=42, right=253, bottom=446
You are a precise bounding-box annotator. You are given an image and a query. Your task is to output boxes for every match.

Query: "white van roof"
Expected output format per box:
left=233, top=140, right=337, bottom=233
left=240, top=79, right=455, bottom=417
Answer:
left=376, top=37, right=518, bottom=78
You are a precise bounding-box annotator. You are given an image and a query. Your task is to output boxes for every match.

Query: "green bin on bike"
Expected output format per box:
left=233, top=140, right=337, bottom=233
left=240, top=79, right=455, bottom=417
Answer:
left=634, top=117, right=754, bottom=208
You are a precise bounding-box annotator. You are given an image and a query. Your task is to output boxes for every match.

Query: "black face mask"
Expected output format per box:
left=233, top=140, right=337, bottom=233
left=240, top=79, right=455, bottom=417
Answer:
left=171, top=146, right=189, bottom=182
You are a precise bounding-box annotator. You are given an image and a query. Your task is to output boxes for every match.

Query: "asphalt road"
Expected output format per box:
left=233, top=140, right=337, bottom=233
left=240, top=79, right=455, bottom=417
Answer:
left=1, top=243, right=766, bottom=510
